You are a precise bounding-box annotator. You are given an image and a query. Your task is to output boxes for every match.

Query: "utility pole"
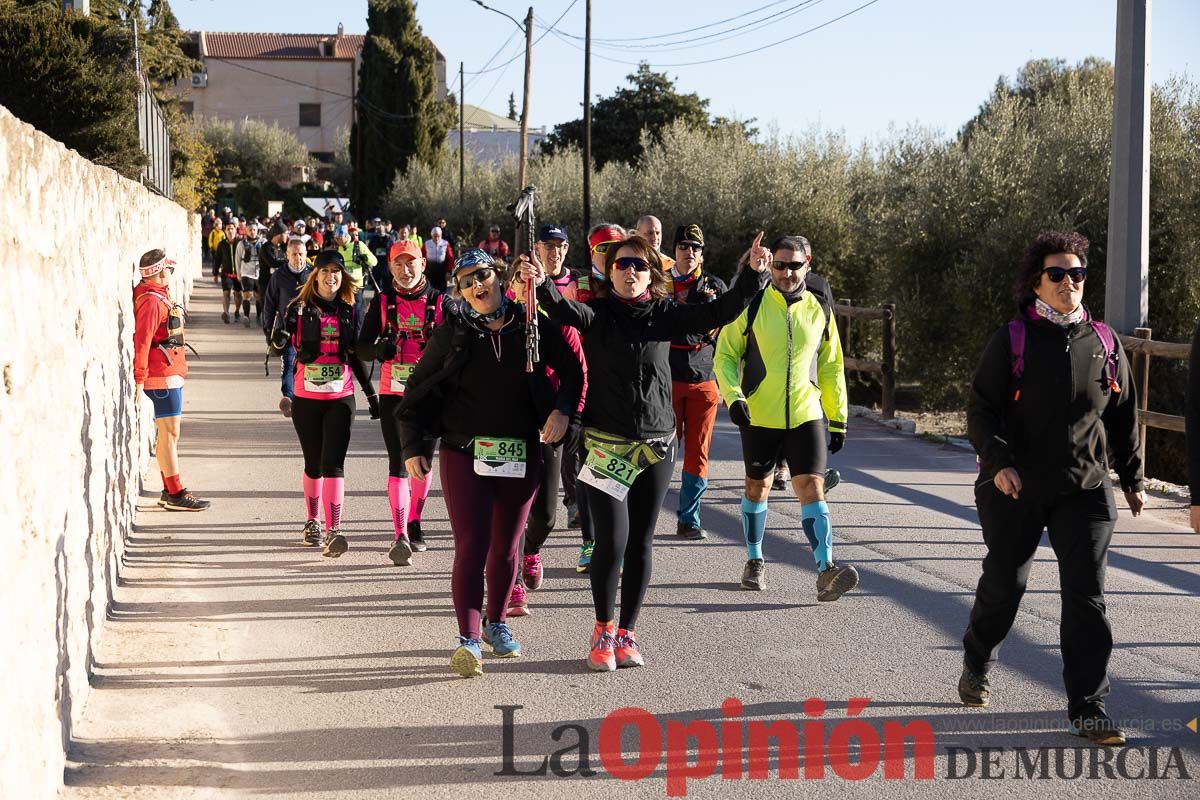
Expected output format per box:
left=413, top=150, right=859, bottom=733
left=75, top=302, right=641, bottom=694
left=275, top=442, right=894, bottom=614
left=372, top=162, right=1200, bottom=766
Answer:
left=459, top=61, right=465, bottom=207
left=518, top=6, right=534, bottom=194
left=582, top=0, right=592, bottom=232
left=1104, top=0, right=1151, bottom=333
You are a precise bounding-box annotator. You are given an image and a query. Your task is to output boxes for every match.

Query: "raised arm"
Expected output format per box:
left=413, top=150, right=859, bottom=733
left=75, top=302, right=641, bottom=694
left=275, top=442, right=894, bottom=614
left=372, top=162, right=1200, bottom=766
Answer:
left=666, top=231, right=769, bottom=335
left=521, top=255, right=596, bottom=330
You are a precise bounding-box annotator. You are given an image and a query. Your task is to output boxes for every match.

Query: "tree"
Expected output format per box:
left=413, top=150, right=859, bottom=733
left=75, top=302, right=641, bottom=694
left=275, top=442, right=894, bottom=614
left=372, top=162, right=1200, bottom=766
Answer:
left=197, top=117, right=314, bottom=185
left=507, top=92, right=517, bottom=121
left=351, top=0, right=455, bottom=216
left=0, top=5, right=143, bottom=177
left=540, top=62, right=754, bottom=168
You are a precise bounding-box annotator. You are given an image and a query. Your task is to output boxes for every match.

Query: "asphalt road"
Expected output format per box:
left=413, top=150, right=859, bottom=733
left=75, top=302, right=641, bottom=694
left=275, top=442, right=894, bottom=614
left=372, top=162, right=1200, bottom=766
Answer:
left=64, top=281, right=1200, bottom=799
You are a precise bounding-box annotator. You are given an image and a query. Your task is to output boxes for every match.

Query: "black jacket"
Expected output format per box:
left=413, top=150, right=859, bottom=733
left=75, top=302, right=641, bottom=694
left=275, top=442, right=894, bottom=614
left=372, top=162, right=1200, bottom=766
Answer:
left=258, top=240, right=288, bottom=283
left=213, top=240, right=236, bottom=279
left=396, top=302, right=583, bottom=461
left=1187, top=320, right=1200, bottom=504
left=537, top=266, right=761, bottom=440
left=262, top=265, right=310, bottom=340
left=668, top=271, right=729, bottom=383
left=968, top=309, right=1143, bottom=494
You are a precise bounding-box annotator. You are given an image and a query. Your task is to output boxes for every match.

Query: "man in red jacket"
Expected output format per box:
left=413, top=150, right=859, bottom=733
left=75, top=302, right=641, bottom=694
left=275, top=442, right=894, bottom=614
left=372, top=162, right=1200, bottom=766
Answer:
left=133, top=249, right=210, bottom=511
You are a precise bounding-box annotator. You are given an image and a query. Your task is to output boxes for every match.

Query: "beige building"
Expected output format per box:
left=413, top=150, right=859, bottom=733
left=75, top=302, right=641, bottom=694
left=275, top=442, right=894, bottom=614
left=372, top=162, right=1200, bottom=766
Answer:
left=175, top=28, right=447, bottom=171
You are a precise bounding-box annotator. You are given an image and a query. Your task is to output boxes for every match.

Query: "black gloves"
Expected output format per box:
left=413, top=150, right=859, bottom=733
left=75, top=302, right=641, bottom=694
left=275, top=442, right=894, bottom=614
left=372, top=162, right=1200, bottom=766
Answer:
left=377, top=338, right=398, bottom=362
left=829, top=432, right=845, bottom=454
left=367, top=394, right=381, bottom=420
left=565, top=413, right=584, bottom=455
left=729, top=400, right=751, bottom=428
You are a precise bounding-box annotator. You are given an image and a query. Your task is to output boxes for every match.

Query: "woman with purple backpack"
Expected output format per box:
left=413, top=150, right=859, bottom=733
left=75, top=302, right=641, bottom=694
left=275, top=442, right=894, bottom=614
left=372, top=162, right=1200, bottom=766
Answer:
left=959, top=230, right=1145, bottom=746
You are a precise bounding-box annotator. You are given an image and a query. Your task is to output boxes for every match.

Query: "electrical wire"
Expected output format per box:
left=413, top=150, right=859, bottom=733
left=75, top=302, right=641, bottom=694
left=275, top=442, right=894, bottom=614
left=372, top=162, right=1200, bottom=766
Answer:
left=551, top=0, right=799, bottom=43
left=463, top=0, right=580, bottom=76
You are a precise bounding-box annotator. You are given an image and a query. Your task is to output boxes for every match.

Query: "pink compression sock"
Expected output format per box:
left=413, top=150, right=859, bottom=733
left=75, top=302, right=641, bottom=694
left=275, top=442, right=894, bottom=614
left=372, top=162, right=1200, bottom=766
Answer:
left=302, top=474, right=322, bottom=522
left=322, top=476, right=345, bottom=531
left=409, top=474, right=430, bottom=522
left=387, top=476, right=410, bottom=541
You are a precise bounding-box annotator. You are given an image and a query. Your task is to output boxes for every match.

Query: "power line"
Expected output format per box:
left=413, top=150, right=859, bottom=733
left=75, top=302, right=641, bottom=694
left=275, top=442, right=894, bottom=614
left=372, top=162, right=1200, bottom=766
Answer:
left=545, top=0, right=884, bottom=68
left=553, top=0, right=829, bottom=55
left=463, top=27, right=521, bottom=91
left=552, top=0, right=797, bottom=43
left=462, top=0, right=580, bottom=76
left=545, top=0, right=820, bottom=47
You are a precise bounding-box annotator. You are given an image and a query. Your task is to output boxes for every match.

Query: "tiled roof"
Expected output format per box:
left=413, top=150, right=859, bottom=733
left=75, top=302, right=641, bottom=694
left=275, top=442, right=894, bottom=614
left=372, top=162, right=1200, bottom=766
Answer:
left=201, top=32, right=366, bottom=60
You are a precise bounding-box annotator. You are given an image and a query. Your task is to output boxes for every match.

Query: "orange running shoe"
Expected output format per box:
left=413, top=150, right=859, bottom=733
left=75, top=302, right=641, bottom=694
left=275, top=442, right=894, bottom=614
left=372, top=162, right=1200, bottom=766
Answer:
left=587, top=621, right=617, bottom=672
left=615, top=628, right=645, bottom=668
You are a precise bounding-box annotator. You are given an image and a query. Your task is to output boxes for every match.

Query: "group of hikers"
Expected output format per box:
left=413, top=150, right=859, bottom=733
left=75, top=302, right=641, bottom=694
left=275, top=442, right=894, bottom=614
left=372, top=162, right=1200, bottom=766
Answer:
left=133, top=217, right=1200, bottom=746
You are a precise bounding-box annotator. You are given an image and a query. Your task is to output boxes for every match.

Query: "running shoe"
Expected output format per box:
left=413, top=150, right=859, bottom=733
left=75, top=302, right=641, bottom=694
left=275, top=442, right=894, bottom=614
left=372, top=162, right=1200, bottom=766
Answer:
left=507, top=582, right=530, bottom=617
left=487, top=621, right=522, bottom=658
left=407, top=520, right=427, bottom=551
left=1069, top=709, right=1126, bottom=746
left=162, top=490, right=211, bottom=512
left=576, top=541, right=594, bottom=573
left=221, top=311, right=230, bottom=324
left=741, top=558, right=766, bottom=591
left=157, top=490, right=169, bottom=507
left=451, top=636, right=484, bottom=677
left=566, top=504, right=581, bottom=529
left=587, top=622, right=617, bottom=672
left=816, top=562, right=859, bottom=601
left=278, top=396, right=292, bottom=418
left=242, top=316, right=251, bottom=328
left=772, top=465, right=788, bottom=491
left=615, top=628, right=645, bottom=668
left=322, top=529, right=348, bottom=558
left=824, top=468, right=841, bottom=492
left=957, top=662, right=990, bottom=707
left=676, top=521, right=707, bottom=540
left=234, top=311, right=241, bottom=323
left=301, top=519, right=322, bottom=547
left=522, top=553, right=544, bottom=590
left=388, top=536, right=413, bottom=566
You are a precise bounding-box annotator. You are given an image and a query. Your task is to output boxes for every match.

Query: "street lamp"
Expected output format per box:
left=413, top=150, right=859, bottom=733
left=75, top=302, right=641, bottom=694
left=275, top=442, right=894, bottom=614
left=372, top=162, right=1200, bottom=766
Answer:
left=471, top=1, right=533, bottom=194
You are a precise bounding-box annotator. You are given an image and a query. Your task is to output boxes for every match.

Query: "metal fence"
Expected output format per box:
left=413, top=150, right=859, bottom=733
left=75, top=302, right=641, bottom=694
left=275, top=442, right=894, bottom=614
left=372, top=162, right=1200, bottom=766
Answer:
left=136, top=74, right=173, bottom=199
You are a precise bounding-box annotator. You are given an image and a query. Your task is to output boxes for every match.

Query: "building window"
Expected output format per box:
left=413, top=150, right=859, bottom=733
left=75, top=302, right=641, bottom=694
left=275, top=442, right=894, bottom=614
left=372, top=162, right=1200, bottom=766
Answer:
left=180, top=101, right=194, bottom=118
left=299, top=103, right=322, bottom=127
left=310, top=151, right=334, bottom=164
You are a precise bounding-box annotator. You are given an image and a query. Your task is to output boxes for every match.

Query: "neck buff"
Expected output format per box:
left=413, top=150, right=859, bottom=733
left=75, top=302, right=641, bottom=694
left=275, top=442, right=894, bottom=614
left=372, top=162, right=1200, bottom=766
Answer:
left=465, top=296, right=509, bottom=324
left=615, top=289, right=652, bottom=304
left=288, top=261, right=306, bottom=274
left=780, top=284, right=807, bottom=305
left=397, top=275, right=428, bottom=299
left=1034, top=297, right=1085, bottom=327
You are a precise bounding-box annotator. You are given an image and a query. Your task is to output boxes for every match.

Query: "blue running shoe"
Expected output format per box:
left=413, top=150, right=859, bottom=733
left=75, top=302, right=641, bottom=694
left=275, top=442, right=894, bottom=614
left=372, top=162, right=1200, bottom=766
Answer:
left=576, top=541, right=594, bottom=573
left=451, top=636, right=483, bottom=677
left=488, top=621, right=522, bottom=658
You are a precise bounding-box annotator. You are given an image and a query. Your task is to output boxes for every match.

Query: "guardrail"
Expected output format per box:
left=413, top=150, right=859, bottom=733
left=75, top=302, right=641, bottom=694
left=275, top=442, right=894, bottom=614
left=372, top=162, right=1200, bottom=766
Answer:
left=136, top=74, right=173, bottom=199
left=1119, top=327, right=1192, bottom=463
left=834, top=300, right=897, bottom=419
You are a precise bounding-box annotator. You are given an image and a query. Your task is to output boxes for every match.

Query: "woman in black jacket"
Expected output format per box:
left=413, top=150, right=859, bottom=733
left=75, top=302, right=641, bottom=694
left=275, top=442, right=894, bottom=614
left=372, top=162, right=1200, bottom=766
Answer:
left=397, top=249, right=583, bottom=678
left=520, top=233, right=767, bottom=672
left=961, top=230, right=1144, bottom=745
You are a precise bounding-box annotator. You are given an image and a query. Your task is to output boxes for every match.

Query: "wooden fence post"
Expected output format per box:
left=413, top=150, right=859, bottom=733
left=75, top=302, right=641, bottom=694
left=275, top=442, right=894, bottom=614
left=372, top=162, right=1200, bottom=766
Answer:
left=837, top=298, right=851, bottom=358
left=1132, top=327, right=1151, bottom=466
left=881, top=302, right=897, bottom=419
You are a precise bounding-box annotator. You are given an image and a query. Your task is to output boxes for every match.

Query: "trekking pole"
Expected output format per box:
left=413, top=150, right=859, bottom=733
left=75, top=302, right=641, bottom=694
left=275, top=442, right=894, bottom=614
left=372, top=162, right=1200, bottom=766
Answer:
left=512, top=186, right=539, bottom=372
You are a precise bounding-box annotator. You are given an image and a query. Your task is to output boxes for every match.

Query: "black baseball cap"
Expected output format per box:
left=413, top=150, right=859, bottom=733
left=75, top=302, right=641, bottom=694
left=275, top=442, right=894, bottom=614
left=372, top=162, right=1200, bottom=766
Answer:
left=538, top=224, right=568, bottom=242
left=313, top=251, right=346, bottom=271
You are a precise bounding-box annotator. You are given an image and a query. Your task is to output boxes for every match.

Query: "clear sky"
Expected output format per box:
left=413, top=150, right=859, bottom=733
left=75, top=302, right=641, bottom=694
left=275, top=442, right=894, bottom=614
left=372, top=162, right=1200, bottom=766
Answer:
left=172, top=0, right=1200, bottom=143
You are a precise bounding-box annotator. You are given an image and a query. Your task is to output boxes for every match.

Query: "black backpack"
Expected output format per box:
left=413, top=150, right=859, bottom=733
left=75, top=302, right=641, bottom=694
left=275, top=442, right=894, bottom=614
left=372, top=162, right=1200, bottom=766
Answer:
left=744, top=272, right=832, bottom=340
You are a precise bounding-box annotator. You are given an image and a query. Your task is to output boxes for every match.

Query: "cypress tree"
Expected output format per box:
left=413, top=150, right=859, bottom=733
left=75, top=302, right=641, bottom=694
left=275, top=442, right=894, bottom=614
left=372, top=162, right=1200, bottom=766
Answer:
left=351, top=0, right=453, bottom=216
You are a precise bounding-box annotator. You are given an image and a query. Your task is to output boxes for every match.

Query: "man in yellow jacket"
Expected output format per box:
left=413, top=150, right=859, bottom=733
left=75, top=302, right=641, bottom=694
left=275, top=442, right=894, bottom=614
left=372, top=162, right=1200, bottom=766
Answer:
left=714, top=233, right=857, bottom=601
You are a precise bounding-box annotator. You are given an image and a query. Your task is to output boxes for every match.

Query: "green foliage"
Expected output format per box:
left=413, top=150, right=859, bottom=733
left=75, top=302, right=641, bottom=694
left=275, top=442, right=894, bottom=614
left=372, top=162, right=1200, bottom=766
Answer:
left=351, top=0, right=456, bottom=217
left=0, top=5, right=143, bottom=176
left=197, top=117, right=314, bottom=185
left=540, top=63, right=755, bottom=168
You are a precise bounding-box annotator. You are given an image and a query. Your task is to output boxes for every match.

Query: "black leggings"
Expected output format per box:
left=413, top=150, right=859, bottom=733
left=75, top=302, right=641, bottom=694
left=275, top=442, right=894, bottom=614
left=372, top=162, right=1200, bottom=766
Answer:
left=380, top=395, right=411, bottom=477
left=291, top=394, right=355, bottom=478
left=587, top=441, right=677, bottom=630
left=524, top=443, right=562, bottom=554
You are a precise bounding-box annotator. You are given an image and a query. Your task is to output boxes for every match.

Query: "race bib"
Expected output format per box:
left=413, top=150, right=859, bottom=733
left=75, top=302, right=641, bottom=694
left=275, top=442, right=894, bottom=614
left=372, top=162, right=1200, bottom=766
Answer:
left=303, top=363, right=345, bottom=393
left=389, top=363, right=415, bottom=393
left=579, top=445, right=644, bottom=501
left=472, top=437, right=527, bottom=478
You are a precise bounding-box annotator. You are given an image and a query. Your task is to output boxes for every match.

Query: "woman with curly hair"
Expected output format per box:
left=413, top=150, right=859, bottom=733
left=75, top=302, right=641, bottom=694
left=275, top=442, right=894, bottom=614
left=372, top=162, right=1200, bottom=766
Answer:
left=960, top=230, right=1144, bottom=745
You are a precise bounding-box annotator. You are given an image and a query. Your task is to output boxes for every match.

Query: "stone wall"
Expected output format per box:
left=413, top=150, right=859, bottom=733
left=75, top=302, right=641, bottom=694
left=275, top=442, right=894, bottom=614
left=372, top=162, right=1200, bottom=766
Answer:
left=0, top=105, right=200, bottom=798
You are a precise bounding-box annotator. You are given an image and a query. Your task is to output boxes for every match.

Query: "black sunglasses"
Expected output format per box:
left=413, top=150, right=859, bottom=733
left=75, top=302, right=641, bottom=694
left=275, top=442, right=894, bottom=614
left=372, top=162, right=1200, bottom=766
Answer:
left=613, top=256, right=651, bottom=273
left=676, top=242, right=703, bottom=253
left=455, top=266, right=496, bottom=289
left=771, top=260, right=809, bottom=271
left=1043, top=266, right=1087, bottom=284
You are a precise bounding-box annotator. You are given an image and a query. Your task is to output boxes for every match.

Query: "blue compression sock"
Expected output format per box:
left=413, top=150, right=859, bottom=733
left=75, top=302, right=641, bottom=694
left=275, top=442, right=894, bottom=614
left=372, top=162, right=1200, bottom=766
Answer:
left=741, top=497, right=768, bottom=561
left=801, top=500, right=833, bottom=571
